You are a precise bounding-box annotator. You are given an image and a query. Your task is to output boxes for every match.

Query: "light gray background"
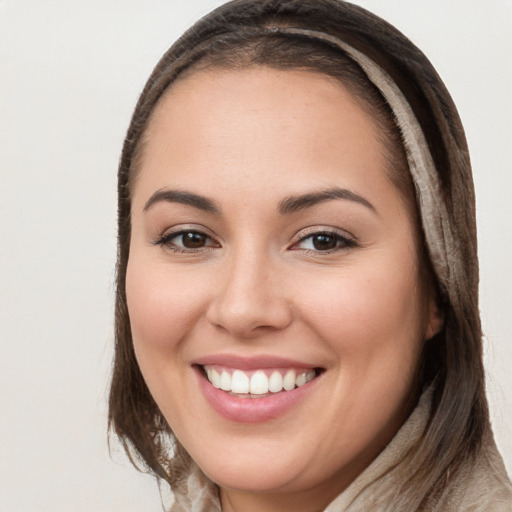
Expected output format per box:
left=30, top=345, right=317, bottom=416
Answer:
left=0, top=1, right=510, bottom=510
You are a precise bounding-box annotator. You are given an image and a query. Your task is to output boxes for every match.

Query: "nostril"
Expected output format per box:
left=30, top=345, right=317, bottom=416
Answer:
left=206, top=295, right=293, bottom=337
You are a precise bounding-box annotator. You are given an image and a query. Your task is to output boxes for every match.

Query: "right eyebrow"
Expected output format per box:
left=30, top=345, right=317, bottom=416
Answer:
left=143, top=188, right=221, bottom=214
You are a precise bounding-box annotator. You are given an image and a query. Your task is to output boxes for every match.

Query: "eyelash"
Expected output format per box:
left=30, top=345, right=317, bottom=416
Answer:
left=153, top=229, right=220, bottom=253
left=153, top=228, right=357, bottom=254
left=291, top=230, right=357, bottom=254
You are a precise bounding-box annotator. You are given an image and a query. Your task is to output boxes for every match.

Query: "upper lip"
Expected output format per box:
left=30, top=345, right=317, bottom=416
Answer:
left=193, top=354, right=320, bottom=371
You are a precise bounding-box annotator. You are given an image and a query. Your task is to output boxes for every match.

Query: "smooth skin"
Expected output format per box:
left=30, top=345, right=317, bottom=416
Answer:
left=126, top=68, right=441, bottom=512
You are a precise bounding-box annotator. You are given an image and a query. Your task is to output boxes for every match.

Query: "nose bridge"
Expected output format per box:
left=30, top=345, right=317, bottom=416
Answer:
left=207, top=240, right=292, bottom=336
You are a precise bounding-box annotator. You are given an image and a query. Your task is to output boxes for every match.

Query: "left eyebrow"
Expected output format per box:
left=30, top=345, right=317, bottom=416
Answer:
left=278, top=187, right=377, bottom=215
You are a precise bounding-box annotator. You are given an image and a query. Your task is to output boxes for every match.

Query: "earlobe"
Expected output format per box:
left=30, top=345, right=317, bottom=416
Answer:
left=425, top=295, right=444, bottom=341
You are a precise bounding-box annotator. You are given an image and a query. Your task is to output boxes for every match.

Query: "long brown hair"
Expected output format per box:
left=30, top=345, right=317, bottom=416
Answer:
left=109, top=1, right=487, bottom=509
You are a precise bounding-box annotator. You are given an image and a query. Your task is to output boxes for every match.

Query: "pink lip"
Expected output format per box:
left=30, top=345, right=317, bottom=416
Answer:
left=194, top=354, right=317, bottom=371
left=193, top=360, right=321, bottom=424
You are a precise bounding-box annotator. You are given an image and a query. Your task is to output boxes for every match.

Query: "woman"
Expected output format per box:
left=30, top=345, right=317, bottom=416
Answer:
left=109, top=1, right=512, bottom=510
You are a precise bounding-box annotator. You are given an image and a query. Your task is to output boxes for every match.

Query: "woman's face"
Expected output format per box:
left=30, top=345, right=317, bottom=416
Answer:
left=127, top=68, right=439, bottom=509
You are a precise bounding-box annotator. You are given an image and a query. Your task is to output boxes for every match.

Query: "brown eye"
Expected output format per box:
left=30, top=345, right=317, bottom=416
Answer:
left=311, top=234, right=338, bottom=251
left=180, top=231, right=208, bottom=249
left=155, top=229, right=219, bottom=252
left=291, top=230, right=356, bottom=253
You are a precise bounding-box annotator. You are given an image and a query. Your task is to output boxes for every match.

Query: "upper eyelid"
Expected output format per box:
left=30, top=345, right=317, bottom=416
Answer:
left=157, top=224, right=220, bottom=240
left=152, top=224, right=356, bottom=248
left=154, top=228, right=221, bottom=253
left=293, top=226, right=356, bottom=242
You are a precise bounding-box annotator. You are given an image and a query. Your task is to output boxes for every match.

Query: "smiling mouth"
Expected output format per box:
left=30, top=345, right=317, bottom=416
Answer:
left=200, top=365, right=322, bottom=398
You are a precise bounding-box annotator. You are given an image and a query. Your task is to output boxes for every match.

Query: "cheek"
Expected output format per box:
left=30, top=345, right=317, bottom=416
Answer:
left=124, top=256, right=216, bottom=428
left=125, top=256, right=208, bottom=361
left=296, top=260, right=426, bottom=448
left=298, top=258, right=425, bottom=374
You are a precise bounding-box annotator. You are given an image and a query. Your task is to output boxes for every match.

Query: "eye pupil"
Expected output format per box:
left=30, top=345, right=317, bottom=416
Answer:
left=312, top=234, right=337, bottom=251
left=182, top=232, right=206, bottom=248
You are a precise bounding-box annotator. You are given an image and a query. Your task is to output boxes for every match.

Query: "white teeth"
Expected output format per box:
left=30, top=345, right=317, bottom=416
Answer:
left=296, top=371, right=316, bottom=387
left=210, top=368, right=221, bottom=388
left=250, top=371, right=269, bottom=394
left=204, top=366, right=317, bottom=394
left=283, top=370, right=296, bottom=391
left=268, top=371, right=283, bottom=392
left=296, top=372, right=307, bottom=387
left=231, top=370, right=250, bottom=393
left=220, top=370, right=231, bottom=391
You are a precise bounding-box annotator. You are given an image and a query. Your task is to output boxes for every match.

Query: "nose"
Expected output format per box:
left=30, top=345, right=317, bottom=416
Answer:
left=206, top=250, right=293, bottom=338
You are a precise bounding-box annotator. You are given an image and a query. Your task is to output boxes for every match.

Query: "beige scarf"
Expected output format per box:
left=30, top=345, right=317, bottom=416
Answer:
left=161, top=387, right=511, bottom=511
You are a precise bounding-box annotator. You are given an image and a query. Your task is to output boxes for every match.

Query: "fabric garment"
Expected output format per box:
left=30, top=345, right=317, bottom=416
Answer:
left=163, top=387, right=512, bottom=511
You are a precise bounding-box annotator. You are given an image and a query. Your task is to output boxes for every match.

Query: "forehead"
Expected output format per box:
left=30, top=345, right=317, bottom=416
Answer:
left=131, top=67, right=402, bottom=217
left=148, top=66, right=374, bottom=137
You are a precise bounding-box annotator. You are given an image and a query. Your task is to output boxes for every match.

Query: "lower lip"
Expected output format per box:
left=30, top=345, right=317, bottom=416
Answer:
left=194, top=366, right=320, bottom=423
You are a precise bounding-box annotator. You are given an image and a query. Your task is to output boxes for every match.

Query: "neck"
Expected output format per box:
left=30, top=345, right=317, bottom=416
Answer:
left=221, top=488, right=334, bottom=512
left=218, top=462, right=368, bottom=512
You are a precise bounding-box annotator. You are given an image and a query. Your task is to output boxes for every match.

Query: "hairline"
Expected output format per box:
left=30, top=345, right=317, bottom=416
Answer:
left=131, top=60, right=415, bottom=209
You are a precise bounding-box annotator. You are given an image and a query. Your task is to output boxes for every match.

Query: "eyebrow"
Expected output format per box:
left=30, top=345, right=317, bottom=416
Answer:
left=143, top=186, right=376, bottom=216
left=278, top=187, right=376, bottom=215
left=143, top=189, right=221, bottom=214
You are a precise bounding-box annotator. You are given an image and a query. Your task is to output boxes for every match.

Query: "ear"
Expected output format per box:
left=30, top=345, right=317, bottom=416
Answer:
left=424, top=293, right=444, bottom=341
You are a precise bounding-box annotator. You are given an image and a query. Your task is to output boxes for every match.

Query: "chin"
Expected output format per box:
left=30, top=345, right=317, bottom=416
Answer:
left=203, top=459, right=311, bottom=495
